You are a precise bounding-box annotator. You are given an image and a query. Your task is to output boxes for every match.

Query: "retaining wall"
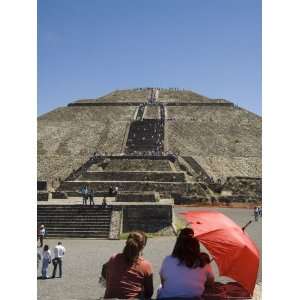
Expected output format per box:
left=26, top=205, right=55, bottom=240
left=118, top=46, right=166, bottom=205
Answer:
left=59, top=180, right=205, bottom=195
left=122, top=204, right=173, bottom=232
left=80, top=171, right=186, bottom=182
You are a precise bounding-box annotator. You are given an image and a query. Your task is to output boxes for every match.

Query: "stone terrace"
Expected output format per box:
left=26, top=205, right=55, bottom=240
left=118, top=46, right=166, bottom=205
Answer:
left=90, top=158, right=173, bottom=171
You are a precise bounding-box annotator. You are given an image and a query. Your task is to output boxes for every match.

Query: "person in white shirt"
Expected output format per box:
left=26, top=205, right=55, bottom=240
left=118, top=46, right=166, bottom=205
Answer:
left=41, top=245, right=51, bottom=279
left=52, top=242, right=66, bottom=278
left=157, top=228, right=214, bottom=298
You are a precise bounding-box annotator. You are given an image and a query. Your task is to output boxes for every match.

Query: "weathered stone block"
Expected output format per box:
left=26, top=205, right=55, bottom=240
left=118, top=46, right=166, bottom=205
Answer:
left=122, top=204, right=173, bottom=233
left=52, top=191, right=68, bottom=199
left=37, top=192, right=49, bottom=201
left=116, top=192, right=160, bottom=202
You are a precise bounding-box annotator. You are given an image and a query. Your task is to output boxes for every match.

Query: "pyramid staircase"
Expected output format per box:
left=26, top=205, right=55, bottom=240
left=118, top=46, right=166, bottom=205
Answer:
left=37, top=205, right=112, bottom=238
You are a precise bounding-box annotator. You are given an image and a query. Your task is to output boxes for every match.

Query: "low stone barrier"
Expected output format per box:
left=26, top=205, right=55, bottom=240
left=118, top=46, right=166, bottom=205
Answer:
left=171, top=193, right=208, bottom=204
left=59, top=181, right=206, bottom=196
left=109, top=207, right=122, bottom=239
left=116, top=192, right=160, bottom=202
left=37, top=192, right=49, bottom=201
left=217, top=195, right=262, bottom=203
left=52, top=191, right=68, bottom=199
left=37, top=181, right=47, bottom=191
left=121, top=203, right=173, bottom=233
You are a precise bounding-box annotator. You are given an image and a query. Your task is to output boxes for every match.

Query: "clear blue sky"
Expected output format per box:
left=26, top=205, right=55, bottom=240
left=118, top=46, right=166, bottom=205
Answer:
left=38, top=0, right=261, bottom=116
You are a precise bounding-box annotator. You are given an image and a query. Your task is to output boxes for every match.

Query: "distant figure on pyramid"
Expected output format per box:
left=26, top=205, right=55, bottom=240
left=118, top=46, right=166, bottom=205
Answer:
left=148, top=88, right=159, bottom=104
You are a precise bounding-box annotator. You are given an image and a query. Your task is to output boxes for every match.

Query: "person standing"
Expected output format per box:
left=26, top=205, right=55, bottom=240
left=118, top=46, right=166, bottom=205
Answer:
left=41, top=245, right=52, bottom=279
left=254, top=206, right=259, bottom=221
left=38, top=224, right=46, bottom=247
left=37, top=249, right=42, bottom=274
left=102, top=197, right=107, bottom=208
left=88, top=188, right=95, bottom=206
left=114, top=186, right=119, bottom=196
left=83, top=185, right=88, bottom=205
left=52, top=242, right=66, bottom=278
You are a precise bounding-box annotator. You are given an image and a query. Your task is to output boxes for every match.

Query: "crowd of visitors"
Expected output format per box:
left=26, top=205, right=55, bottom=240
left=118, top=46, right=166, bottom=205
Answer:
left=100, top=227, right=214, bottom=299
left=80, top=185, right=95, bottom=206
left=78, top=185, right=118, bottom=206
left=37, top=241, right=66, bottom=279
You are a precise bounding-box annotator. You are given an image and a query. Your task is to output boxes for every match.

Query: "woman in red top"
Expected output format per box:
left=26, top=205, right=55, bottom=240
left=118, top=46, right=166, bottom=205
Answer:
left=103, top=231, right=153, bottom=299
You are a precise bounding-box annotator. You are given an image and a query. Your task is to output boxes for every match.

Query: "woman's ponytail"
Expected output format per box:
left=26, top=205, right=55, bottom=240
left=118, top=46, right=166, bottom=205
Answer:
left=123, top=232, right=146, bottom=266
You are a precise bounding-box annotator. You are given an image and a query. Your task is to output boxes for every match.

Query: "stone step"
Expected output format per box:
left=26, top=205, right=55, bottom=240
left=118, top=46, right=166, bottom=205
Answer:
left=46, top=233, right=109, bottom=238
left=37, top=205, right=112, bottom=209
left=38, top=211, right=111, bottom=215
left=37, top=204, right=112, bottom=238
left=38, top=218, right=111, bottom=223
left=44, top=226, right=110, bottom=231
left=47, top=228, right=109, bottom=236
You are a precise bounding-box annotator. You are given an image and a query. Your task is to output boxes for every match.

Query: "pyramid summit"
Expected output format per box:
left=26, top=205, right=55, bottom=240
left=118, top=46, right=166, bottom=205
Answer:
left=68, top=88, right=231, bottom=105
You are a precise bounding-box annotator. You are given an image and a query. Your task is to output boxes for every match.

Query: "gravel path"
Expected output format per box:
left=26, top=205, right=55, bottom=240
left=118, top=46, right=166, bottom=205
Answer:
left=37, top=207, right=261, bottom=300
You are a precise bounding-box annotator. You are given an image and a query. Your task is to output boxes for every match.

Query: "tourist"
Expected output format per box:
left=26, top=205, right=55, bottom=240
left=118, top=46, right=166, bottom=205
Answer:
left=157, top=228, right=214, bottom=298
left=82, top=185, right=88, bottom=205
left=109, top=186, right=113, bottom=196
left=80, top=186, right=85, bottom=205
left=38, top=224, right=46, bottom=247
left=259, top=207, right=262, bottom=217
left=52, top=242, right=66, bottom=278
left=37, top=249, right=42, bottom=273
left=102, top=197, right=107, bottom=208
left=88, top=188, right=95, bottom=206
left=41, top=245, right=52, bottom=279
left=254, top=206, right=259, bottom=221
left=102, top=231, right=153, bottom=299
left=114, top=186, right=119, bottom=196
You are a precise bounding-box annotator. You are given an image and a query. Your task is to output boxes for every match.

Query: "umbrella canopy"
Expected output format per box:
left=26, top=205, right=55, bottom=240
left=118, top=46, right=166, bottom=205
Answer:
left=181, top=210, right=259, bottom=295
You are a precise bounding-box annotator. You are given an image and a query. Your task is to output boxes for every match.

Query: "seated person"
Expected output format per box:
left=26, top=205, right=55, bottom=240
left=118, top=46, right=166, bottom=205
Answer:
left=157, top=228, right=214, bottom=299
left=102, top=231, right=153, bottom=299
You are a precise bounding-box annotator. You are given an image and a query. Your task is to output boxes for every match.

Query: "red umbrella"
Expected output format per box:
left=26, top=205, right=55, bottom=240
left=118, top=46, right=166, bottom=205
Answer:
left=181, top=210, right=259, bottom=296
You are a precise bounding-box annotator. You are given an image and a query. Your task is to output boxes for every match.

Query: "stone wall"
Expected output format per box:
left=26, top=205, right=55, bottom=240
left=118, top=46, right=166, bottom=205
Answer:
left=59, top=180, right=206, bottom=196
left=37, top=181, right=47, bottom=191
left=122, top=204, right=173, bottom=233
left=109, top=207, right=122, bottom=239
left=37, top=192, right=49, bottom=201
left=222, top=177, right=262, bottom=198
left=52, top=191, right=68, bottom=199
left=96, top=158, right=172, bottom=171
left=116, top=192, right=160, bottom=202
left=80, top=171, right=186, bottom=182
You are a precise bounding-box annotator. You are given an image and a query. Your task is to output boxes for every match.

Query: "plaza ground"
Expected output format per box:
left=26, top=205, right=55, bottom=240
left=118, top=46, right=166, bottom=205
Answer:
left=37, top=206, right=261, bottom=300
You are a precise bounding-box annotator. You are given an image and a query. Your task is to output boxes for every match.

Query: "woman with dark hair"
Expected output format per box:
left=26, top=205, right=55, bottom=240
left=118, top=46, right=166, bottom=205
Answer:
left=157, top=228, right=214, bottom=299
left=103, top=231, right=153, bottom=299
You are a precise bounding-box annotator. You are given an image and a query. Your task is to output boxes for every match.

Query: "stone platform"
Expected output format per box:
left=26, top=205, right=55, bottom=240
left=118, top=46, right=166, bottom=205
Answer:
left=38, top=197, right=175, bottom=238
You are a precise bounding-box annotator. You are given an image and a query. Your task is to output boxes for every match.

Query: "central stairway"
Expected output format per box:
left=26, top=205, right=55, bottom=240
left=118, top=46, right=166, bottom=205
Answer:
left=125, top=119, right=164, bottom=154
left=37, top=205, right=112, bottom=238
